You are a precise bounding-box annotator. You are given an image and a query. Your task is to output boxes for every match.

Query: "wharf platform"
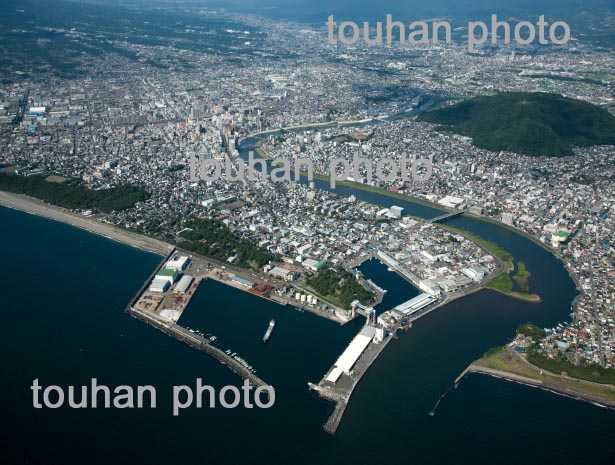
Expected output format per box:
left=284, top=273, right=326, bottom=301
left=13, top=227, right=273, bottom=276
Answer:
left=310, top=326, right=394, bottom=434
left=126, top=305, right=269, bottom=388
left=126, top=249, right=271, bottom=388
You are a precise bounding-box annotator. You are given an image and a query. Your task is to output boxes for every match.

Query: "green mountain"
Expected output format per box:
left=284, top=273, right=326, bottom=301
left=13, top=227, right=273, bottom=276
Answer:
left=418, top=92, right=615, bottom=157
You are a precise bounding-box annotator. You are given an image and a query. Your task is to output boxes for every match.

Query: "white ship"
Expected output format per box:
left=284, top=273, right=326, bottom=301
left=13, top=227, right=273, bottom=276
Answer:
left=263, top=319, right=275, bottom=343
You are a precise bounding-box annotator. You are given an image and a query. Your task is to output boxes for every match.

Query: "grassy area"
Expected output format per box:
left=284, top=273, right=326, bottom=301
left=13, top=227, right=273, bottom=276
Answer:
left=516, top=322, right=545, bottom=341
left=473, top=346, right=615, bottom=402
left=418, top=92, right=615, bottom=157
left=484, top=261, right=538, bottom=297
left=512, top=261, right=531, bottom=292
left=297, top=286, right=345, bottom=311
left=475, top=346, right=541, bottom=380
left=179, top=218, right=274, bottom=270
left=484, top=273, right=514, bottom=292
left=253, top=146, right=269, bottom=159
left=0, top=173, right=149, bottom=213
left=485, top=270, right=540, bottom=302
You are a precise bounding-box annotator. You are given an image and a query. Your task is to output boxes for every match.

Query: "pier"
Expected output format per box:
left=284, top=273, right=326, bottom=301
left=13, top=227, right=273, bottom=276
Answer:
left=126, top=305, right=268, bottom=388
left=125, top=248, right=271, bottom=388
left=310, top=323, right=392, bottom=435
left=365, top=278, right=387, bottom=294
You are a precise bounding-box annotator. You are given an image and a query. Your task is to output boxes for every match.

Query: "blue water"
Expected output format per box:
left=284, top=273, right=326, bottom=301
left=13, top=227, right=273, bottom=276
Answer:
left=358, top=257, right=420, bottom=312
left=2, top=203, right=615, bottom=465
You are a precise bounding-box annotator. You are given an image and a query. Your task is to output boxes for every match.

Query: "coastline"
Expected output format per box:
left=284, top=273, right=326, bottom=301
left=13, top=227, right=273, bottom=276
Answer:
left=0, top=190, right=351, bottom=326
left=458, top=347, right=615, bottom=409
left=465, top=366, right=615, bottom=410
left=0, top=191, right=172, bottom=256
left=1, top=181, right=607, bottom=420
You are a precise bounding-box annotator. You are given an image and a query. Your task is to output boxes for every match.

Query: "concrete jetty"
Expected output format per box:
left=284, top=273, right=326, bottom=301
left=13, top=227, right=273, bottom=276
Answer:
left=125, top=248, right=270, bottom=388
left=455, top=366, right=471, bottom=385
left=310, top=324, right=393, bottom=435
left=126, top=305, right=269, bottom=388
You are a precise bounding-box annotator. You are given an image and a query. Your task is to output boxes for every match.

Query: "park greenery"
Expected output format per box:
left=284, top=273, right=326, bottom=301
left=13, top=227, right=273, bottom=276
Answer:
left=0, top=172, right=149, bottom=213
left=418, top=92, right=615, bottom=157
left=306, top=267, right=374, bottom=310
left=527, top=348, right=615, bottom=385
left=179, top=218, right=274, bottom=270
left=516, top=322, right=546, bottom=341
left=513, top=323, right=615, bottom=384
left=485, top=261, right=540, bottom=302
left=512, top=261, right=531, bottom=292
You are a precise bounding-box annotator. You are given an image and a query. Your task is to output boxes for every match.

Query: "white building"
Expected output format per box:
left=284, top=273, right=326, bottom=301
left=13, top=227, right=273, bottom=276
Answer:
left=393, top=293, right=437, bottom=316
left=173, top=275, right=194, bottom=294
left=438, top=195, right=466, bottom=209
left=155, top=268, right=179, bottom=285
left=461, top=266, right=488, bottom=282
left=268, top=266, right=295, bottom=281
left=387, top=206, right=404, bottom=219
left=149, top=277, right=171, bottom=293
left=166, top=255, right=191, bottom=271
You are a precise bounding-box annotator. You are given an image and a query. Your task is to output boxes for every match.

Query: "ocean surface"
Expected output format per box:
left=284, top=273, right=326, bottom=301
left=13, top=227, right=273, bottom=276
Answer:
left=2, top=204, right=614, bottom=465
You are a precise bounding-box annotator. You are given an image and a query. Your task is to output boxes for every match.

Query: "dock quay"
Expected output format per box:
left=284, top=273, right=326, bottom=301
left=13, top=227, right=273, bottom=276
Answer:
left=126, top=248, right=271, bottom=388
left=455, top=366, right=471, bottom=385
left=365, top=279, right=387, bottom=294
left=310, top=323, right=393, bottom=435
left=128, top=247, right=176, bottom=308
left=126, top=305, right=269, bottom=388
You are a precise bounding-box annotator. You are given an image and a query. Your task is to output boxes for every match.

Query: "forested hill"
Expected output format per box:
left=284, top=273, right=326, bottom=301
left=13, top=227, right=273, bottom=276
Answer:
left=418, top=92, right=615, bottom=157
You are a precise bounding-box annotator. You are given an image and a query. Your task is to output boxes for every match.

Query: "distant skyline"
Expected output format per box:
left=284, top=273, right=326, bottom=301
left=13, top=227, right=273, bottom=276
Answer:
left=37, top=0, right=615, bottom=34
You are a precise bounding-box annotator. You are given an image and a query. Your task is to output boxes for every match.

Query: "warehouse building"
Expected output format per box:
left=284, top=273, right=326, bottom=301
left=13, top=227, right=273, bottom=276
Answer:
left=232, top=276, right=255, bottom=288
left=156, top=267, right=178, bottom=285
left=268, top=266, right=296, bottom=281
left=461, top=266, right=488, bottom=282
left=302, top=258, right=326, bottom=271
left=332, top=325, right=377, bottom=375
left=149, top=277, right=171, bottom=293
left=393, top=293, right=436, bottom=316
left=173, top=275, right=194, bottom=295
left=166, top=255, right=191, bottom=271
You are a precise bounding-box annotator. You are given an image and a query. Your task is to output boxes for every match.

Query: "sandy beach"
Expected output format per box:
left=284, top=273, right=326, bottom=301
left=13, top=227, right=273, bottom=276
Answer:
left=0, top=191, right=173, bottom=256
